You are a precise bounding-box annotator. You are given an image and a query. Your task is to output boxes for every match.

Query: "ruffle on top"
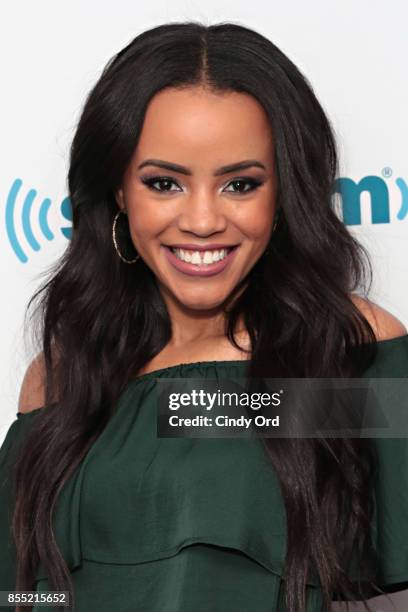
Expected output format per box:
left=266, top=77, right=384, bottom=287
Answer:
left=1, top=337, right=408, bottom=612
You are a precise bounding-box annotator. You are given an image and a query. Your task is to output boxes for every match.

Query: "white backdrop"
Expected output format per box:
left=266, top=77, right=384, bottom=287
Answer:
left=1, top=2, right=407, bottom=604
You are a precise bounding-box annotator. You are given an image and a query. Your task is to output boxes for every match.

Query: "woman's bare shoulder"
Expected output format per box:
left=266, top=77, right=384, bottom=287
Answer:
left=350, top=293, right=408, bottom=341
left=18, top=353, right=47, bottom=414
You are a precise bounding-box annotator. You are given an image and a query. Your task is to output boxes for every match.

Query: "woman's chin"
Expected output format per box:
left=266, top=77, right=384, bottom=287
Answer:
left=174, top=293, right=230, bottom=312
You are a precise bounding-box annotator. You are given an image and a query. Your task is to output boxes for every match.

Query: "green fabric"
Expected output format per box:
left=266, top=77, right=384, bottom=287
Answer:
left=1, top=335, right=408, bottom=611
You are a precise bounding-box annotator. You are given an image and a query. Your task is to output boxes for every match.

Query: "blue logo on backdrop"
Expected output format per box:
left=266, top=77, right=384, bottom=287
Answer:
left=4, top=169, right=408, bottom=262
left=332, top=167, right=408, bottom=225
left=5, top=178, right=72, bottom=263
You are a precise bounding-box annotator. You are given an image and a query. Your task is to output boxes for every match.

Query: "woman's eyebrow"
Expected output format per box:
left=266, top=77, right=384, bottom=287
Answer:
left=137, top=159, right=266, bottom=175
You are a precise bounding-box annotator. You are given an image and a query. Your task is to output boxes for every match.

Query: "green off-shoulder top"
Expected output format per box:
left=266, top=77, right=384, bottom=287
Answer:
left=1, top=335, right=408, bottom=612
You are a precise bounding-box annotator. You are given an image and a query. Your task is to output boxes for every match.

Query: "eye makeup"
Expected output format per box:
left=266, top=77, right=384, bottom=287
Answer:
left=140, top=175, right=265, bottom=194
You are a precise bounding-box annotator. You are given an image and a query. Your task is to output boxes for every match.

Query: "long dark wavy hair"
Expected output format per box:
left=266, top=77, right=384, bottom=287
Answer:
left=11, top=20, right=389, bottom=612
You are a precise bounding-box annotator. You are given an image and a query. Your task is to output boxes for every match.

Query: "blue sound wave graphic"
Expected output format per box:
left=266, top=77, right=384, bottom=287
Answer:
left=6, top=178, right=55, bottom=263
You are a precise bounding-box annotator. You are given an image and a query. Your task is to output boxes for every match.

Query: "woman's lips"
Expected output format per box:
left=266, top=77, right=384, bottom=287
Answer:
left=162, top=245, right=239, bottom=277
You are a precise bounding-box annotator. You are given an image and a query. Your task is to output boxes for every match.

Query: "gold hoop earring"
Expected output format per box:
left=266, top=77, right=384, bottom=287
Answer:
left=112, top=210, right=140, bottom=264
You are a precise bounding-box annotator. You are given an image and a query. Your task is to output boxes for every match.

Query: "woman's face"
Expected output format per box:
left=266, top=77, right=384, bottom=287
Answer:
left=116, top=85, right=278, bottom=312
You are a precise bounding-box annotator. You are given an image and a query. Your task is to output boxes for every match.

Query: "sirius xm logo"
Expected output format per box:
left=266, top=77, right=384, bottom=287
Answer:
left=333, top=167, right=408, bottom=225
left=5, top=178, right=72, bottom=263
left=4, top=169, right=408, bottom=263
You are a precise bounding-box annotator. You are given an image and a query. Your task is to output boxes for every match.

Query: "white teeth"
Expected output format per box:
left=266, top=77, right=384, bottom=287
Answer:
left=182, top=249, right=192, bottom=262
left=203, top=251, right=214, bottom=264
left=191, top=251, right=202, bottom=264
left=172, top=248, right=231, bottom=265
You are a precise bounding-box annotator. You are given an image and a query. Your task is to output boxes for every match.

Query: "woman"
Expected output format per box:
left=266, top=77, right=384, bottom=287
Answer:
left=1, top=21, right=408, bottom=612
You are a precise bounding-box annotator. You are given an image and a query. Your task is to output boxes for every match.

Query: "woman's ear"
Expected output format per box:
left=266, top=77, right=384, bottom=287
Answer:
left=115, top=188, right=126, bottom=212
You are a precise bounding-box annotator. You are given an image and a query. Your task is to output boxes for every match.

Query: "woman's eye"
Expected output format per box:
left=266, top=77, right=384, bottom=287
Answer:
left=141, top=175, right=263, bottom=194
left=223, top=178, right=263, bottom=194
left=141, top=176, right=182, bottom=192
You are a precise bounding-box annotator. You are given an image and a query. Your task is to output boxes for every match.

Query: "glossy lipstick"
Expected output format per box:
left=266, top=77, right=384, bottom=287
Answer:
left=162, top=244, right=239, bottom=277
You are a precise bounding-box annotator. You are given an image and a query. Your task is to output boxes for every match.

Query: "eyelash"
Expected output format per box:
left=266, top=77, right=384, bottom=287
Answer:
left=140, top=175, right=264, bottom=195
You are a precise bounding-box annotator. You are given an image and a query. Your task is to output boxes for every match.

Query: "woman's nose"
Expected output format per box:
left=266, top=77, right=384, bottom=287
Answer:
left=176, top=189, right=228, bottom=236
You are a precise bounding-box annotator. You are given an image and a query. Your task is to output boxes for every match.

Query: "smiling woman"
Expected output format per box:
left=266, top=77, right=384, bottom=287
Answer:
left=1, top=20, right=408, bottom=612
left=115, top=86, right=277, bottom=319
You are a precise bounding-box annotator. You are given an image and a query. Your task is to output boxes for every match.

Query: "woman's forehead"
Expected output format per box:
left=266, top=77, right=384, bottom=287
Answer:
left=132, top=86, right=274, bottom=166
